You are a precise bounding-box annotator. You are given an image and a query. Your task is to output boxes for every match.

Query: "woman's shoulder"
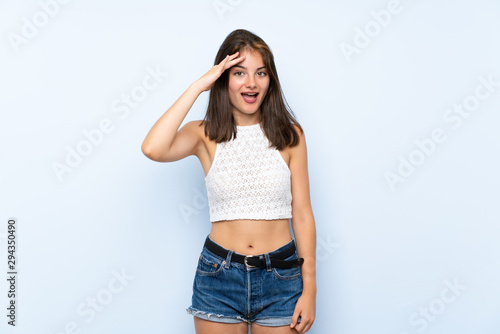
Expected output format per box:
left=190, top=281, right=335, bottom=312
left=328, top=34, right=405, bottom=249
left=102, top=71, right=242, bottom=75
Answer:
left=290, top=123, right=305, bottom=146
left=183, top=120, right=206, bottom=136
left=184, top=119, right=205, bottom=127
left=287, top=123, right=306, bottom=156
left=291, top=123, right=304, bottom=136
left=174, top=120, right=207, bottom=151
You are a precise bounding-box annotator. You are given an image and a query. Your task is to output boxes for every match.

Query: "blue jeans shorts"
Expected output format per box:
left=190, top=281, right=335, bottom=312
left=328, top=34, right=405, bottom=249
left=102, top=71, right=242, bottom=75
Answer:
left=186, top=234, right=303, bottom=326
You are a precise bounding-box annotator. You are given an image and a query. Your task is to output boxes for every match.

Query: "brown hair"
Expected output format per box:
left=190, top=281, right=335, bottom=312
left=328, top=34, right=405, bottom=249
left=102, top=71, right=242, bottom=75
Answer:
left=201, top=29, right=303, bottom=150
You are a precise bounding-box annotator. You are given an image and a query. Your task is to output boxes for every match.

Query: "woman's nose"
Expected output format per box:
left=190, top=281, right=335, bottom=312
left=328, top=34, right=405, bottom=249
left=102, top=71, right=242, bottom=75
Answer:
left=245, top=75, right=256, bottom=88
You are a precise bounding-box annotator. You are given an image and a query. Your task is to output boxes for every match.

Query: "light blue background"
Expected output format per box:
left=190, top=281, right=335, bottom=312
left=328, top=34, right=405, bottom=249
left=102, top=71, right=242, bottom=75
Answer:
left=1, top=0, right=499, bottom=333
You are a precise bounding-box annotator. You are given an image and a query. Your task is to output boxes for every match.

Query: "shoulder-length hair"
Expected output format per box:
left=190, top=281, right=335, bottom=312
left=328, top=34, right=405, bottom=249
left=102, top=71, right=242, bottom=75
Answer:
left=201, top=29, right=303, bottom=150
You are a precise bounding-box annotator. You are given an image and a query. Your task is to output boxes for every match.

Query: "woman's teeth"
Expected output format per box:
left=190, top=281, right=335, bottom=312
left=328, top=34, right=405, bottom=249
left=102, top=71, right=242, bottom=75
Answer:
left=241, top=93, right=259, bottom=103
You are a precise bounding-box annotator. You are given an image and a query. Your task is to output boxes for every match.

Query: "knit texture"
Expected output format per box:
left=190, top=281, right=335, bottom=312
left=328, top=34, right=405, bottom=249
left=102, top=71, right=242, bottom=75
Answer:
left=205, top=123, right=292, bottom=223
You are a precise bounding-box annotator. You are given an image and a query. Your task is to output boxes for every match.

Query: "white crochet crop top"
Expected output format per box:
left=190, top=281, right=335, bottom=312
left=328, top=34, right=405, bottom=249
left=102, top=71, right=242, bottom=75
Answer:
left=205, top=123, right=292, bottom=223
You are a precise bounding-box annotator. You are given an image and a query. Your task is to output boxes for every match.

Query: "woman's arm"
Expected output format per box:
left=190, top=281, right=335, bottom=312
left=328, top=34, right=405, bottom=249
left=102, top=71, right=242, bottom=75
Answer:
left=141, top=52, right=245, bottom=162
left=289, top=125, right=317, bottom=332
left=141, top=84, right=203, bottom=162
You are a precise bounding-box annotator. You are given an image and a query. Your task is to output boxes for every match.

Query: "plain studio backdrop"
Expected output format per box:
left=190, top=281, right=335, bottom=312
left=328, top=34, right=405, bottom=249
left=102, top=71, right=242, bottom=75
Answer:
left=1, top=0, right=499, bottom=333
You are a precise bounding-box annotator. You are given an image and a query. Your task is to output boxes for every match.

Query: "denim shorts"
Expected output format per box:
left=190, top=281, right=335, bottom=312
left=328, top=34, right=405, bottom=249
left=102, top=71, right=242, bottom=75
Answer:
left=186, top=234, right=303, bottom=326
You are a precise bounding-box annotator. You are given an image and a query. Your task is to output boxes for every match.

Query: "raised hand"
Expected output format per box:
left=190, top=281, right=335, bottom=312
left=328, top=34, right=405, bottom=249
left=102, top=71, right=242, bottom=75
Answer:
left=193, top=51, right=246, bottom=93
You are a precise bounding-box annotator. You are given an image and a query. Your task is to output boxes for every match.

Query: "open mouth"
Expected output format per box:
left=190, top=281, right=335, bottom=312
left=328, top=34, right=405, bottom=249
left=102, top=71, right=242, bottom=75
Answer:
left=241, top=92, right=259, bottom=103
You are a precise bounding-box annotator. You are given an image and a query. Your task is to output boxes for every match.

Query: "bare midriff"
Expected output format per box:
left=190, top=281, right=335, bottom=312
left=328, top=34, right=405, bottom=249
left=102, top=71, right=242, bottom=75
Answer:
left=199, top=123, right=293, bottom=256
left=209, top=218, right=292, bottom=256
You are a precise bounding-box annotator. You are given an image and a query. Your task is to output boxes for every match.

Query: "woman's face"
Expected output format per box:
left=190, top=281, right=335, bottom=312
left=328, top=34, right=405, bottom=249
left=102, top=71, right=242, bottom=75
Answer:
left=227, top=48, right=270, bottom=121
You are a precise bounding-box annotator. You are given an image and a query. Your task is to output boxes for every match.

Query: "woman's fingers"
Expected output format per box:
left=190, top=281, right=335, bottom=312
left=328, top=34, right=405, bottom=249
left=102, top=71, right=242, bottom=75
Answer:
left=227, top=54, right=246, bottom=68
left=227, top=51, right=240, bottom=62
left=218, top=52, right=237, bottom=66
left=220, top=52, right=245, bottom=71
left=193, top=51, right=247, bottom=92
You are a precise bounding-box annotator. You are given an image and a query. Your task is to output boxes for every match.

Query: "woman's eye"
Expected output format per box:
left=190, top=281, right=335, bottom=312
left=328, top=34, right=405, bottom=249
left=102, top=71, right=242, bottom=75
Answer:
left=235, top=71, right=244, bottom=76
left=257, top=71, right=267, bottom=76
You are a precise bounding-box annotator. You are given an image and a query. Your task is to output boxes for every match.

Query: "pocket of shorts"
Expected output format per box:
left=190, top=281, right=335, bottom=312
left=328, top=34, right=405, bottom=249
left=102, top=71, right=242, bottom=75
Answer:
left=196, top=249, right=224, bottom=276
left=272, top=250, right=302, bottom=280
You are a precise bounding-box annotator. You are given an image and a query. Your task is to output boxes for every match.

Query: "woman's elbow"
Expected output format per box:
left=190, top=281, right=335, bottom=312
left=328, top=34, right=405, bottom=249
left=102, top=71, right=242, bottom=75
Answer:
left=141, top=142, right=160, bottom=161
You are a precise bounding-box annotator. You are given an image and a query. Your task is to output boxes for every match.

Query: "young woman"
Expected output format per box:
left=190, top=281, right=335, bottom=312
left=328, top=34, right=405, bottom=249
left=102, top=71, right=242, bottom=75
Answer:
left=142, top=29, right=316, bottom=334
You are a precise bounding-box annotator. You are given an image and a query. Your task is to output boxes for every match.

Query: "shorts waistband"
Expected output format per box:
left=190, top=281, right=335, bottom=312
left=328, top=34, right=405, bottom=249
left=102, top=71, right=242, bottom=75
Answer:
left=204, top=235, right=303, bottom=269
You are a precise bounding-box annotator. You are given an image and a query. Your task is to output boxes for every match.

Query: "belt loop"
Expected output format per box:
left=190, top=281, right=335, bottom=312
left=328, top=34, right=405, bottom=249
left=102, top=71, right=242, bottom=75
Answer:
left=264, top=253, right=271, bottom=272
left=225, top=250, right=233, bottom=269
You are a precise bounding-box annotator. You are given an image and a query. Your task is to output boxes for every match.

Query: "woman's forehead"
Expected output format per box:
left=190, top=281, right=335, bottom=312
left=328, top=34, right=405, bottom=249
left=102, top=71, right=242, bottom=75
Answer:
left=236, top=49, right=266, bottom=68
